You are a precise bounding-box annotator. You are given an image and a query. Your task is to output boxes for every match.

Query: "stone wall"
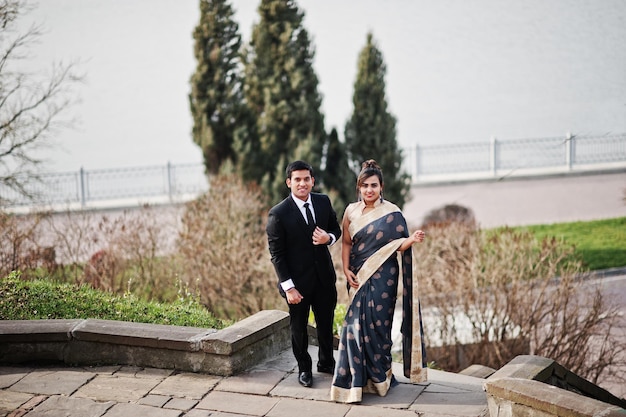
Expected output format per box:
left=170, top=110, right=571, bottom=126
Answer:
left=0, top=310, right=290, bottom=376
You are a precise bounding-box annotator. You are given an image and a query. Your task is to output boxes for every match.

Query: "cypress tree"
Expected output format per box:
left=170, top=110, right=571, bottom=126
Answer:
left=190, top=0, right=243, bottom=175
left=236, top=0, right=326, bottom=204
left=322, top=128, right=355, bottom=215
left=344, top=32, right=410, bottom=208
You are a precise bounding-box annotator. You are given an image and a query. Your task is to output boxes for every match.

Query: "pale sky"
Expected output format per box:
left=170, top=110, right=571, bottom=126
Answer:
left=16, top=0, right=626, bottom=173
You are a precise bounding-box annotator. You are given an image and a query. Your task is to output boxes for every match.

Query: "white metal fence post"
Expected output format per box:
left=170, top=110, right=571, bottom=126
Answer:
left=565, top=132, right=573, bottom=171
left=412, top=145, right=420, bottom=182
left=490, top=136, right=497, bottom=176
left=167, top=161, right=173, bottom=202
left=79, top=167, right=86, bottom=208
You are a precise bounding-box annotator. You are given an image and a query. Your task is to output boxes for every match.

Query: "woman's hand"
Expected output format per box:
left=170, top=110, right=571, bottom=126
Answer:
left=345, top=270, right=360, bottom=289
left=411, top=230, right=425, bottom=244
left=398, top=229, right=426, bottom=252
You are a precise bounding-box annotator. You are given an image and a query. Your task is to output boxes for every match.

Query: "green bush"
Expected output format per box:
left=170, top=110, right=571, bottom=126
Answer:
left=0, top=271, right=228, bottom=329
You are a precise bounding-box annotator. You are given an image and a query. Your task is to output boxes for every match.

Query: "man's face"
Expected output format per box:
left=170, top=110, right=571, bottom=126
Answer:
left=287, top=169, right=314, bottom=201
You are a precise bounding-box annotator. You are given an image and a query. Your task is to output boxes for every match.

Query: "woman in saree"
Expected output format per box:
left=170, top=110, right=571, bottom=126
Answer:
left=330, top=160, right=427, bottom=403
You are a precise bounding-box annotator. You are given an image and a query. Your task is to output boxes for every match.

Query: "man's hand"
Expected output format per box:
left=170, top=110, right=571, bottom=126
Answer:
left=312, top=226, right=330, bottom=245
left=286, top=287, right=304, bottom=304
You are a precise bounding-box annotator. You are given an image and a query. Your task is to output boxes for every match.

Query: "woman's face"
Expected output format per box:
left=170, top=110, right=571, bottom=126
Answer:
left=359, top=174, right=381, bottom=205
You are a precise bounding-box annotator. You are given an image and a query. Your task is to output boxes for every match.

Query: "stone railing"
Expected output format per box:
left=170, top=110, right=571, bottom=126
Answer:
left=484, top=355, right=626, bottom=416
left=0, top=310, right=290, bottom=376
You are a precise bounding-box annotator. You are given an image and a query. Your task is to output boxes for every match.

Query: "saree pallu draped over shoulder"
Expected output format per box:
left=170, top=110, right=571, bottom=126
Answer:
left=330, top=201, right=427, bottom=404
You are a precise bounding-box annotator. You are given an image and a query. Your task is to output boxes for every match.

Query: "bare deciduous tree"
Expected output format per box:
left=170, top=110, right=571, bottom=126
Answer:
left=0, top=0, right=82, bottom=205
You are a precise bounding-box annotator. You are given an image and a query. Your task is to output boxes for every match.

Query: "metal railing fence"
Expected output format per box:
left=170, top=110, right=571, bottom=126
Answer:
left=2, top=162, right=208, bottom=209
left=407, top=133, right=626, bottom=182
left=2, top=133, right=625, bottom=209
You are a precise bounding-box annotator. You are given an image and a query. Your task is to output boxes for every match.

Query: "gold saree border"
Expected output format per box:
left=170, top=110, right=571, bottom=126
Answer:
left=410, top=245, right=428, bottom=383
left=330, top=368, right=394, bottom=404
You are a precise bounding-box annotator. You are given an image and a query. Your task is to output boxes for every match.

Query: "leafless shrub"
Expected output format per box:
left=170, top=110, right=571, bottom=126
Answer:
left=176, top=172, right=281, bottom=319
left=43, top=205, right=180, bottom=299
left=0, top=210, right=57, bottom=278
left=422, top=203, right=476, bottom=229
left=414, top=222, right=624, bottom=385
left=42, top=208, right=104, bottom=284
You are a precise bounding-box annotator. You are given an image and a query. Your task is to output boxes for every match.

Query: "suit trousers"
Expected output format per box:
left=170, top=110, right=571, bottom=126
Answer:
left=287, top=279, right=337, bottom=373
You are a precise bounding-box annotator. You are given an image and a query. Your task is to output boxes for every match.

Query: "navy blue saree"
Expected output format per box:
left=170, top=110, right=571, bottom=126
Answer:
left=330, top=201, right=427, bottom=403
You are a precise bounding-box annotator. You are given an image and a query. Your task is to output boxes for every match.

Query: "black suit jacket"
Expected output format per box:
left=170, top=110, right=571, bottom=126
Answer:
left=266, top=193, right=341, bottom=297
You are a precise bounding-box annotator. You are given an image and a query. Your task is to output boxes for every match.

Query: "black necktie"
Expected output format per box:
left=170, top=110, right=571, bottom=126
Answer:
left=304, top=202, right=316, bottom=233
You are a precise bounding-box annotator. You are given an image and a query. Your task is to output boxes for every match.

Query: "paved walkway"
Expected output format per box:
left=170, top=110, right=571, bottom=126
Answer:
left=0, top=347, right=488, bottom=417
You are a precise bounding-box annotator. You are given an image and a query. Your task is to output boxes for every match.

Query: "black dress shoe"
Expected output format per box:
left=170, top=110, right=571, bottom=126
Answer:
left=298, top=371, right=312, bottom=387
left=316, top=364, right=335, bottom=374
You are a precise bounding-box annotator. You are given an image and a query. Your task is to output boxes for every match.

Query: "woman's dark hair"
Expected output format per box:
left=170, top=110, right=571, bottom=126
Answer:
left=356, top=159, right=383, bottom=199
left=286, top=160, right=314, bottom=180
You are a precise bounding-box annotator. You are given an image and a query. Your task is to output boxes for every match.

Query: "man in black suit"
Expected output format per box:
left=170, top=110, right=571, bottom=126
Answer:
left=266, top=160, right=341, bottom=388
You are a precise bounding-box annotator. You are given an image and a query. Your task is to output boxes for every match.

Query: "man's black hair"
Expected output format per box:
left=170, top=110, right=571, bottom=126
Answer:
left=286, top=160, right=314, bottom=179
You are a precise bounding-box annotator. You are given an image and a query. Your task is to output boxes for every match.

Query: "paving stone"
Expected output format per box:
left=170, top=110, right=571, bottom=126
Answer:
left=426, top=369, right=485, bottom=391
left=163, top=397, right=198, bottom=411
left=358, top=382, right=426, bottom=408
left=0, top=368, right=33, bottom=390
left=73, top=374, right=161, bottom=402
left=8, top=369, right=95, bottom=395
left=346, top=404, right=424, bottom=417
left=114, top=365, right=144, bottom=376
left=13, top=395, right=47, bottom=412
left=265, top=397, right=350, bottom=417
left=410, top=390, right=488, bottom=416
left=81, top=365, right=121, bottom=375
left=6, top=408, right=27, bottom=417
left=25, top=395, right=114, bottom=417
left=216, top=369, right=286, bottom=395
left=180, top=410, right=214, bottom=417
left=196, top=390, right=279, bottom=416
left=102, top=402, right=181, bottom=417
left=151, top=372, right=221, bottom=399
left=423, top=382, right=479, bottom=394
left=137, top=394, right=170, bottom=407
left=269, top=371, right=333, bottom=401
left=134, top=367, right=175, bottom=379
left=459, top=364, right=496, bottom=379
left=183, top=411, right=248, bottom=417
left=251, top=348, right=298, bottom=373
left=0, top=391, right=33, bottom=414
